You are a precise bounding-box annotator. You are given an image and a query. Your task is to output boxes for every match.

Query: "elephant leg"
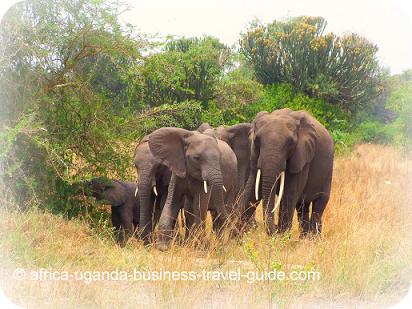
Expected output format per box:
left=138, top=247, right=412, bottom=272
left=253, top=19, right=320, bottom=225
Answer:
left=278, top=166, right=310, bottom=234
left=132, top=201, right=140, bottom=236
left=156, top=175, right=183, bottom=251
left=191, top=193, right=210, bottom=243
left=296, top=200, right=311, bottom=238
left=119, top=203, right=134, bottom=246
left=184, top=196, right=194, bottom=241
left=153, top=191, right=167, bottom=229
left=111, top=206, right=123, bottom=244
left=309, top=195, right=329, bottom=235
left=241, top=189, right=258, bottom=232
left=209, top=209, right=219, bottom=234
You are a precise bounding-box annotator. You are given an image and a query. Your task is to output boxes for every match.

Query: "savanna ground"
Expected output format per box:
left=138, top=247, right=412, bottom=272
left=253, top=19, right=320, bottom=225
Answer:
left=0, top=144, right=411, bottom=308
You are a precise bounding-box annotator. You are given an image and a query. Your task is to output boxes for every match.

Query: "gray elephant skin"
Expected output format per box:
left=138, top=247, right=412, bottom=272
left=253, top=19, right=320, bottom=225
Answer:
left=199, top=123, right=258, bottom=229
left=148, top=127, right=238, bottom=251
left=198, top=122, right=252, bottom=189
left=134, top=135, right=171, bottom=245
left=242, top=108, right=334, bottom=236
left=81, top=177, right=139, bottom=246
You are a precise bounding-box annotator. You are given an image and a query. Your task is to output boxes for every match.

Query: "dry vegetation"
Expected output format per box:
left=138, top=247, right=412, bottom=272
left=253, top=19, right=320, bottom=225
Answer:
left=0, top=144, right=411, bottom=308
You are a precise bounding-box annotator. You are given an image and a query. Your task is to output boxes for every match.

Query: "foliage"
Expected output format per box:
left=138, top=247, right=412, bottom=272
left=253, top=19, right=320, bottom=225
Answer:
left=384, top=70, right=412, bottom=150
left=1, top=3, right=410, bottom=220
left=129, top=100, right=204, bottom=137
left=214, top=65, right=264, bottom=109
left=140, top=36, right=231, bottom=107
left=0, top=0, right=146, bottom=215
left=240, top=16, right=383, bottom=112
left=205, top=83, right=352, bottom=134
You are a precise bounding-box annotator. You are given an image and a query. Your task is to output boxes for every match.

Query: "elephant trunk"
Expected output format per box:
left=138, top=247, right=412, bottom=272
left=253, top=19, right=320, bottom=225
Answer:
left=156, top=173, right=179, bottom=251
left=138, top=169, right=154, bottom=245
left=207, top=168, right=227, bottom=233
left=261, top=166, right=282, bottom=235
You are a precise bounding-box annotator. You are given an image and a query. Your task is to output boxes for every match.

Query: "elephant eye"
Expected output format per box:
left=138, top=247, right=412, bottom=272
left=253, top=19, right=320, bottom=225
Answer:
left=193, top=154, right=201, bottom=161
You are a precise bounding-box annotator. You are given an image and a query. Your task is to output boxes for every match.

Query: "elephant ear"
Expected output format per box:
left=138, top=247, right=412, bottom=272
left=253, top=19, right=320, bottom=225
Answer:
left=254, top=111, right=269, bottom=124
left=250, top=111, right=269, bottom=140
left=197, top=122, right=213, bottom=133
left=288, top=111, right=318, bottom=173
left=148, top=127, right=193, bottom=178
left=249, top=112, right=269, bottom=165
left=272, top=107, right=293, bottom=116
left=202, top=128, right=217, bottom=139
left=223, top=123, right=251, bottom=148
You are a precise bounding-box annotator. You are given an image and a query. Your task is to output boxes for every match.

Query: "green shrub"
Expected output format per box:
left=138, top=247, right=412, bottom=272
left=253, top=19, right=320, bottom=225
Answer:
left=140, top=36, right=230, bottom=107
left=239, top=84, right=352, bottom=133
left=355, top=121, right=395, bottom=144
left=385, top=71, right=412, bottom=150
left=240, top=16, right=383, bottom=113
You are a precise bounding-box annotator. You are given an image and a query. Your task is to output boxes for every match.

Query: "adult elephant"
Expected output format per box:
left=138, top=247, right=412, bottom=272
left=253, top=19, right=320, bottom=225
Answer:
left=148, top=127, right=238, bottom=251
left=242, top=108, right=334, bottom=236
left=199, top=123, right=257, bottom=228
left=80, top=177, right=139, bottom=246
left=134, top=136, right=171, bottom=245
left=199, top=123, right=252, bottom=189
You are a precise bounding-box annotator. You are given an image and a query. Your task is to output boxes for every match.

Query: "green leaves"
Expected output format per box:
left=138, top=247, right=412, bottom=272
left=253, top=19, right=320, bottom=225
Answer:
left=240, top=16, right=383, bottom=112
left=140, top=36, right=231, bottom=107
left=0, top=0, right=146, bottom=215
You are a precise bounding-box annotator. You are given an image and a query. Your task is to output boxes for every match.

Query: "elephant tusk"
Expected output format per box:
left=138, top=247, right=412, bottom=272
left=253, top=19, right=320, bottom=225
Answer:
left=153, top=185, right=158, bottom=196
left=203, top=180, right=208, bottom=194
left=272, top=171, right=285, bottom=213
left=134, top=187, right=138, bottom=197
left=255, top=169, right=261, bottom=200
left=222, top=185, right=227, bottom=193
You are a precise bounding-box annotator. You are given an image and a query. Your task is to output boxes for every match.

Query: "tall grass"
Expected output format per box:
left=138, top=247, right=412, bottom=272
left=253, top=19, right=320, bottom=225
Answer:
left=0, top=144, right=411, bottom=308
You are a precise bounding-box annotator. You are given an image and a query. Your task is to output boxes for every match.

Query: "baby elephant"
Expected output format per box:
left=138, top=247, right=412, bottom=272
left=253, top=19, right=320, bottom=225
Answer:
left=80, top=177, right=139, bottom=246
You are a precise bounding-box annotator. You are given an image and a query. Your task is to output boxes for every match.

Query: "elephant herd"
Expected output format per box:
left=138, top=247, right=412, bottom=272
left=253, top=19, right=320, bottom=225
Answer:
left=80, top=108, right=334, bottom=250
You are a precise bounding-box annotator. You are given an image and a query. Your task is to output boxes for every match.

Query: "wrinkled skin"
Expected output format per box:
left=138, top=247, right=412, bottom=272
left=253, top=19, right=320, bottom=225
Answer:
left=80, top=177, right=139, bottom=246
left=199, top=123, right=252, bottom=189
left=148, top=128, right=238, bottom=251
left=242, top=109, right=334, bottom=236
left=134, top=135, right=171, bottom=245
left=200, top=123, right=257, bottom=230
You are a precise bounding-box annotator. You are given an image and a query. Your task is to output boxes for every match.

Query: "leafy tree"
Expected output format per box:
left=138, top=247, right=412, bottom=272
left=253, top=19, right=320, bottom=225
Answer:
left=240, top=16, right=383, bottom=112
left=214, top=65, right=263, bottom=109
left=140, top=36, right=231, bottom=107
left=0, top=0, right=146, bottom=214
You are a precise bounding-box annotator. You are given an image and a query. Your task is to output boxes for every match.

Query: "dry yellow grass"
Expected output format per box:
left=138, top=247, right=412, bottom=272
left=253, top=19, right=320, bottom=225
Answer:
left=0, top=144, right=411, bottom=308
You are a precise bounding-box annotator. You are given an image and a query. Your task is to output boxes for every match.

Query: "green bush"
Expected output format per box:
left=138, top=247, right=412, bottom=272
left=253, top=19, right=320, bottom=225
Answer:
left=140, top=36, right=230, bottom=107
left=240, top=16, right=383, bottom=112
left=239, top=84, right=352, bottom=133
left=384, top=71, right=412, bottom=150
left=0, top=0, right=408, bottom=221
left=355, top=121, right=395, bottom=144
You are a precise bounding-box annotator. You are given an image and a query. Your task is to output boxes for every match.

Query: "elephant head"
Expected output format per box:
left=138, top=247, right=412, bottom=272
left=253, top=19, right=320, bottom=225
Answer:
left=148, top=127, right=227, bottom=223
left=250, top=108, right=317, bottom=233
left=81, top=177, right=128, bottom=206
left=78, top=177, right=137, bottom=245
left=198, top=122, right=251, bottom=186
